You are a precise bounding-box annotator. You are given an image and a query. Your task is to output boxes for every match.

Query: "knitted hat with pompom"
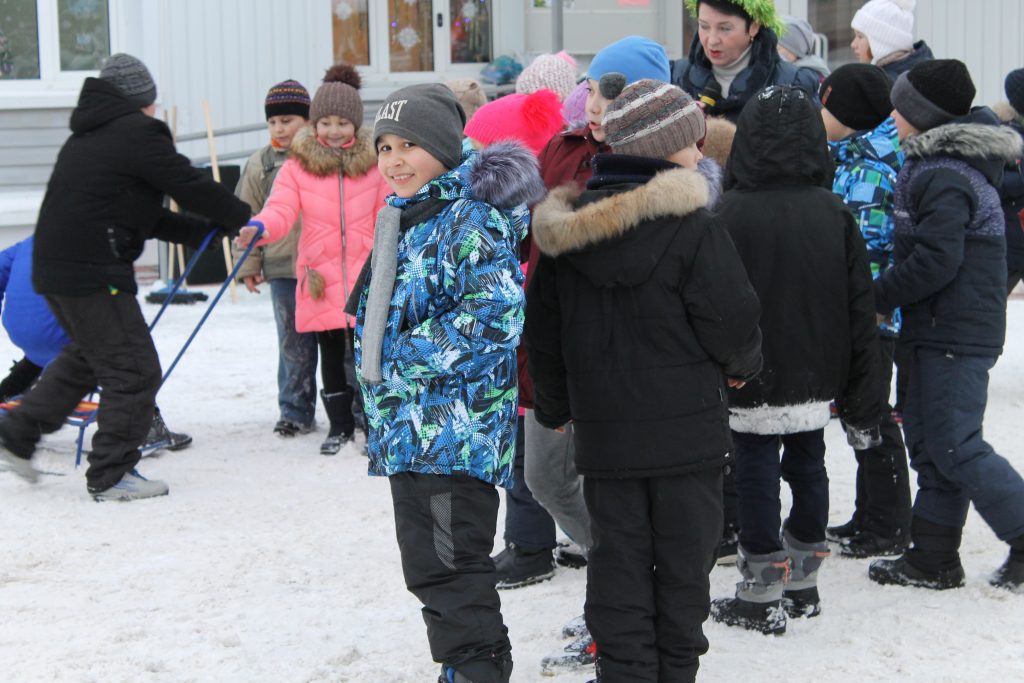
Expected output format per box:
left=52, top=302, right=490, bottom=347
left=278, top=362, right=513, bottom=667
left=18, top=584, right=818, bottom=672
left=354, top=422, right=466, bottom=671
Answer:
left=464, top=89, right=565, bottom=155
left=310, top=64, right=363, bottom=127
left=851, top=0, right=916, bottom=64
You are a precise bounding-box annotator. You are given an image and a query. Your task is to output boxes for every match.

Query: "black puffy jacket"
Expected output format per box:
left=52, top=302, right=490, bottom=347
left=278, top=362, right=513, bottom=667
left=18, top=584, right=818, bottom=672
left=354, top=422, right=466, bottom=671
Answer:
left=33, top=78, right=250, bottom=295
left=717, top=86, right=881, bottom=432
left=526, top=154, right=762, bottom=479
left=874, top=108, right=1024, bottom=356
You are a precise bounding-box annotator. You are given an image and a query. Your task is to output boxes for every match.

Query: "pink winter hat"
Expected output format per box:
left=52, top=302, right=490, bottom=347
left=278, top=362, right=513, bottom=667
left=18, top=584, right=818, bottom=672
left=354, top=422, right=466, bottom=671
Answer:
left=464, top=89, right=566, bottom=155
left=515, top=52, right=577, bottom=101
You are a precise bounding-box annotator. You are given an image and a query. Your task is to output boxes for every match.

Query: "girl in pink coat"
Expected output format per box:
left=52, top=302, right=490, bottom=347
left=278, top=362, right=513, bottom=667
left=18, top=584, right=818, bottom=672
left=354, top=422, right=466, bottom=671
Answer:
left=243, top=65, right=389, bottom=455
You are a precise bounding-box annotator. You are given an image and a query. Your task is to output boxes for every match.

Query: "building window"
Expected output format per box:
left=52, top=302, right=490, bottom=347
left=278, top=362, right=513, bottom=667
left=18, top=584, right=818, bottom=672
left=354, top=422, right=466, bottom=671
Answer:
left=331, top=0, right=370, bottom=66
left=450, top=0, right=491, bottom=64
left=0, top=0, right=41, bottom=79
left=0, top=0, right=109, bottom=81
left=809, top=0, right=858, bottom=67
left=388, top=0, right=434, bottom=73
left=57, top=0, right=109, bottom=71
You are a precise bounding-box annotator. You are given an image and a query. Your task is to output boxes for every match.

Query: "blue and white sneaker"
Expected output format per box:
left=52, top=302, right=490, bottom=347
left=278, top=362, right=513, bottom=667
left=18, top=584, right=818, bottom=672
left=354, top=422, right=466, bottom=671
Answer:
left=0, top=448, right=38, bottom=484
left=90, top=469, right=169, bottom=502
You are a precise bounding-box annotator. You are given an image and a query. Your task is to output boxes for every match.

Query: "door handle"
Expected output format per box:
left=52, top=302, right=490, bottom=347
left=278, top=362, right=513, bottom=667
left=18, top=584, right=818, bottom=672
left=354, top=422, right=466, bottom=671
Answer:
left=437, top=12, right=443, bottom=28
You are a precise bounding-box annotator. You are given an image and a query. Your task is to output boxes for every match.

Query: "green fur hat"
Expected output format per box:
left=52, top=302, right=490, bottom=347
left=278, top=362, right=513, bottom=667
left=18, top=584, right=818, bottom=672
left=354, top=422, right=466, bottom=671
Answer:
left=684, top=0, right=785, bottom=36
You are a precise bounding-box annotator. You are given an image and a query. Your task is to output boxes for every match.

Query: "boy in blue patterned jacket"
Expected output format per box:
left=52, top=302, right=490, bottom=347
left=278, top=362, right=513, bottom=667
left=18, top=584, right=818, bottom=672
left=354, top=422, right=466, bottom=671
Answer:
left=349, top=84, right=544, bottom=683
left=819, top=63, right=913, bottom=559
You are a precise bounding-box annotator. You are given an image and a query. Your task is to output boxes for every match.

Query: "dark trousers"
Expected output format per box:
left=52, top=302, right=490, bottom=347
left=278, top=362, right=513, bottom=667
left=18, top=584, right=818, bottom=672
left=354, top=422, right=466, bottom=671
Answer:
left=733, top=429, right=828, bottom=554
left=850, top=336, right=912, bottom=539
left=584, top=469, right=722, bottom=683
left=390, top=472, right=512, bottom=682
left=2, top=290, right=160, bottom=491
left=316, top=329, right=355, bottom=434
left=722, top=464, right=738, bottom=536
left=269, top=278, right=318, bottom=427
left=504, top=415, right=556, bottom=551
left=903, top=347, right=1024, bottom=540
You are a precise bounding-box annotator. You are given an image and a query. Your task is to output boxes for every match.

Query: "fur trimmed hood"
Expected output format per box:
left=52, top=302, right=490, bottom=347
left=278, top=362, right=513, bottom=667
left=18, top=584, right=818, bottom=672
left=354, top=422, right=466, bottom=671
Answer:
left=903, top=118, right=1023, bottom=165
left=532, top=167, right=709, bottom=257
left=289, top=126, right=377, bottom=178
left=468, top=141, right=547, bottom=209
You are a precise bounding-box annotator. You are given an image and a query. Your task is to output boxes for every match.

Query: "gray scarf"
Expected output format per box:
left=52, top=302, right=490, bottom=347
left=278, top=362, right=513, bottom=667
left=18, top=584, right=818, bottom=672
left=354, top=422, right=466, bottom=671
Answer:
left=358, top=205, right=403, bottom=383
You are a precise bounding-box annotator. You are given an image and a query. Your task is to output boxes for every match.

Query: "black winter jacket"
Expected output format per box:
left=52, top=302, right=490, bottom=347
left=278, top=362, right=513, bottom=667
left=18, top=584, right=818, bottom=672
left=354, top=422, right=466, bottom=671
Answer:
left=526, top=155, right=762, bottom=478
left=874, top=108, right=1024, bottom=357
left=878, top=41, right=934, bottom=82
left=670, top=28, right=820, bottom=123
left=33, top=78, right=251, bottom=295
left=995, top=115, right=1024, bottom=276
left=717, top=86, right=881, bottom=433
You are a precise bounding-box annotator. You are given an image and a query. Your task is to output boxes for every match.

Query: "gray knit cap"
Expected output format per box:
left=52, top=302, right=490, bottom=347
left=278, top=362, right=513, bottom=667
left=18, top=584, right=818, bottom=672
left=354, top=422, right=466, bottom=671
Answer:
left=602, top=80, right=706, bottom=159
left=374, top=83, right=466, bottom=171
left=779, top=16, right=816, bottom=58
left=99, top=53, right=157, bottom=107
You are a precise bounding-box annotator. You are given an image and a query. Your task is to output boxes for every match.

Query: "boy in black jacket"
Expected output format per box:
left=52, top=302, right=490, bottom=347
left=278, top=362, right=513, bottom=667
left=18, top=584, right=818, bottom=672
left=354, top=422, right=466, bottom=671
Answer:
left=870, top=59, right=1024, bottom=592
left=0, top=54, right=250, bottom=500
left=710, top=85, right=882, bottom=635
left=527, top=79, right=762, bottom=683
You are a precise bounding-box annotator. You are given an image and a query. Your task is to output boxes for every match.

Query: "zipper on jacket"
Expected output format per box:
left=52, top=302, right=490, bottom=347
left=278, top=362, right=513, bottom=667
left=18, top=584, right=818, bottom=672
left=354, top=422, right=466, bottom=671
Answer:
left=106, top=226, right=120, bottom=258
left=338, top=174, right=351, bottom=324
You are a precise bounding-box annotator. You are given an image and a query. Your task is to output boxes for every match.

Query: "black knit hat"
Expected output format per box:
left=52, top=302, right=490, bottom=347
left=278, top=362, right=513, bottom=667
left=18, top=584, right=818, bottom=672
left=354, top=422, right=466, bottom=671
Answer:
left=374, top=83, right=467, bottom=171
left=264, top=79, right=310, bottom=120
left=819, top=64, right=893, bottom=132
left=891, top=59, right=975, bottom=131
left=1006, top=68, right=1024, bottom=115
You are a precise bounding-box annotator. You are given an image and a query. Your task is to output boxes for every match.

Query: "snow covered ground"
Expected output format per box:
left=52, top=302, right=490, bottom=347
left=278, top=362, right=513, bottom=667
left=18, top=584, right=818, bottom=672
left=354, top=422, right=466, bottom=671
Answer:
left=2, top=286, right=1023, bottom=683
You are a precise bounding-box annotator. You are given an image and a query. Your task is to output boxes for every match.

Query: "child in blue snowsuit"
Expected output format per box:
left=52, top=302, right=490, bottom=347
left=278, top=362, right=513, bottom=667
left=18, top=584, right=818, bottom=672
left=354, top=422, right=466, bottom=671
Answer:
left=349, top=84, right=544, bottom=683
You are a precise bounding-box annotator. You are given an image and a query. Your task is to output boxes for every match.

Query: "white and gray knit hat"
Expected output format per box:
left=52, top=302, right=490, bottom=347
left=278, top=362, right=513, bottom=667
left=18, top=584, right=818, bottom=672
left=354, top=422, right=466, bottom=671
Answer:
left=602, top=80, right=706, bottom=159
left=99, top=53, right=157, bottom=107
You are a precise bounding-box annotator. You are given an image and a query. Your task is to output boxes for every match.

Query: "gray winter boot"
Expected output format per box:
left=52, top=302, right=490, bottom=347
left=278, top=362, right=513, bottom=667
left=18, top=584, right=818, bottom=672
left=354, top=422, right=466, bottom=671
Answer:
left=783, top=529, right=830, bottom=618
left=710, top=547, right=790, bottom=635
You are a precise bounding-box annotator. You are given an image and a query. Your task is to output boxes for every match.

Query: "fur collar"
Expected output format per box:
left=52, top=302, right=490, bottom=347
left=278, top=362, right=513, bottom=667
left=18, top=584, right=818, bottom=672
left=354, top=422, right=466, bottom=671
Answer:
left=532, top=167, right=709, bottom=257
left=902, top=122, right=1023, bottom=164
left=289, top=126, right=377, bottom=178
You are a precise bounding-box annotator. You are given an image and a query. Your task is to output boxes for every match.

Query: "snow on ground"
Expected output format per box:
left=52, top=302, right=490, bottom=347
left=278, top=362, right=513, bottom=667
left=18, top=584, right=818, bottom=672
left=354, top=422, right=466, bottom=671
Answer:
left=2, top=286, right=1023, bottom=683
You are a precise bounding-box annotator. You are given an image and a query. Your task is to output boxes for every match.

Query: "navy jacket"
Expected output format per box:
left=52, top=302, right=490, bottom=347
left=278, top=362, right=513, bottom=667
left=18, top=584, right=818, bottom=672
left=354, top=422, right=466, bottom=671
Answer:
left=874, top=108, right=1024, bottom=356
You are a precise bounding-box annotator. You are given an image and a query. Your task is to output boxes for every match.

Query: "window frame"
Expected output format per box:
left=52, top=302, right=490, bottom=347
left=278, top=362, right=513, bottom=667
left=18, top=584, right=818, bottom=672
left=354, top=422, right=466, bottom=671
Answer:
left=0, top=0, right=118, bottom=109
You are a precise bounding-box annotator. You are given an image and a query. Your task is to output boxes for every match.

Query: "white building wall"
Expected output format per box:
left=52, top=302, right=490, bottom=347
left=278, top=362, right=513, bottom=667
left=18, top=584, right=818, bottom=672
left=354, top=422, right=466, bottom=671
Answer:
left=915, top=0, right=1024, bottom=108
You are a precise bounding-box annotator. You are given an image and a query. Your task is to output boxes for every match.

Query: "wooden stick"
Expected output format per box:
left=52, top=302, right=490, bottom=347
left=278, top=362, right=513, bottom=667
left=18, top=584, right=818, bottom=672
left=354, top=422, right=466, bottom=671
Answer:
left=202, top=99, right=237, bottom=303
left=170, top=107, right=187, bottom=273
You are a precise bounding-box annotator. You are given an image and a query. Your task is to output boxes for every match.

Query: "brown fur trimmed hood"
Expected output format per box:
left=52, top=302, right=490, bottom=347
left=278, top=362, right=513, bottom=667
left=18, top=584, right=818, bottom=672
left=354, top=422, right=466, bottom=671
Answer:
left=532, top=167, right=709, bottom=257
left=289, top=126, right=377, bottom=178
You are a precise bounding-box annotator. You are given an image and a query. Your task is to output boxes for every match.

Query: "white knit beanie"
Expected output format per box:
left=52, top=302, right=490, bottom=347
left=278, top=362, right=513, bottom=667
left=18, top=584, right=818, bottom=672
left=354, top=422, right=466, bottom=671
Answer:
left=851, top=0, right=916, bottom=64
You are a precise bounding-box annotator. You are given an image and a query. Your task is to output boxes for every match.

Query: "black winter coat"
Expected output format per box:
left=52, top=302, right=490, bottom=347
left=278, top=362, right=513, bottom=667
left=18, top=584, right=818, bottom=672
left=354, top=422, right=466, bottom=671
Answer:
left=879, top=41, right=935, bottom=82
left=717, top=86, right=881, bottom=432
left=996, top=117, right=1024, bottom=276
left=33, top=78, right=251, bottom=295
left=874, top=108, right=1024, bottom=357
left=670, top=28, right=820, bottom=124
left=526, top=155, right=762, bottom=479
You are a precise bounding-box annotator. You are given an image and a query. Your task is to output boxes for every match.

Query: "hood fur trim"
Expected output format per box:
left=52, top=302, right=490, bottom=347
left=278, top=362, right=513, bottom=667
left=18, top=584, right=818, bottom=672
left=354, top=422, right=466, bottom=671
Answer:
left=532, top=167, right=709, bottom=257
left=468, top=141, right=546, bottom=208
left=903, top=122, right=1023, bottom=163
left=289, top=126, right=377, bottom=178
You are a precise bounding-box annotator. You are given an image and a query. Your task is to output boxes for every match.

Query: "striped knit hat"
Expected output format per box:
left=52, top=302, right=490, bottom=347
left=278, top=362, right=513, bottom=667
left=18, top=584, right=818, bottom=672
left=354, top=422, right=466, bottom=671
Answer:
left=602, top=80, right=706, bottom=159
left=264, top=79, right=311, bottom=120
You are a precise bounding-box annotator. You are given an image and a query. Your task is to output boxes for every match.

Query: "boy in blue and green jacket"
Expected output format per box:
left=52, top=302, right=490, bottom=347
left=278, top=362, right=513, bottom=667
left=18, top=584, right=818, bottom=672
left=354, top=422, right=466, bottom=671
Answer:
left=820, top=63, right=913, bottom=559
left=348, top=84, right=544, bottom=683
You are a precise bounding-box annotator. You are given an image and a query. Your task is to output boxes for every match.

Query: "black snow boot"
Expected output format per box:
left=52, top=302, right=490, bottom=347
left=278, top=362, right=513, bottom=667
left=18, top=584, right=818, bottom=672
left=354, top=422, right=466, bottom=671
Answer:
left=869, top=517, right=965, bottom=590
left=492, top=543, right=556, bottom=589
left=0, top=357, right=42, bottom=403
left=711, top=547, right=790, bottom=635
left=826, top=517, right=860, bottom=543
left=319, top=388, right=355, bottom=455
left=439, top=654, right=512, bottom=683
left=990, top=535, right=1024, bottom=592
